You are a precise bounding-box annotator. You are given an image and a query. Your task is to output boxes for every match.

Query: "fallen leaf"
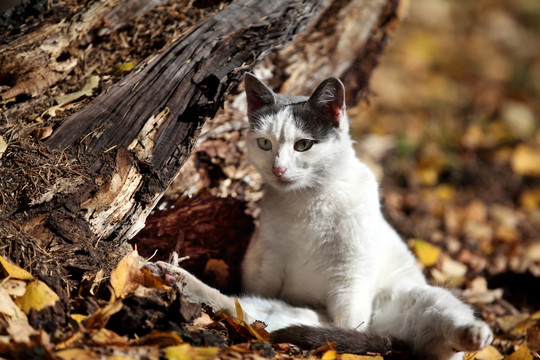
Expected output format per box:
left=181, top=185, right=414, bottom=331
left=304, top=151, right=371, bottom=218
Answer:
left=82, top=300, right=123, bottom=330
left=110, top=250, right=144, bottom=298
left=164, top=343, right=219, bottom=360
left=90, top=328, right=129, bottom=346
left=342, top=354, right=383, bottom=360
left=412, top=239, right=441, bottom=267
left=0, top=287, right=27, bottom=320
left=55, top=348, right=101, bottom=360
left=7, top=318, right=37, bottom=343
left=1, top=279, right=27, bottom=297
left=321, top=349, right=338, bottom=360
left=519, top=188, right=540, bottom=211
left=511, top=144, right=540, bottom=176
left=14, top=279, right=60, bottom=314
left=45, top=75, right=100, bottom=117
left=0, top=135, right=7, bottom=159
left=113, top=61, right=136, bottom=75
left=471, top=345, right=504, bottom=360
left=0, top=256, right=34, bottom=280
left=507, top=346, right=533, bottom=360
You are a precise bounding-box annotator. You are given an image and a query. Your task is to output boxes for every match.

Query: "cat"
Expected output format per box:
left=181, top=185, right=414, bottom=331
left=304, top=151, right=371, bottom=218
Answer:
left=145, top=73, right=493, bottom=360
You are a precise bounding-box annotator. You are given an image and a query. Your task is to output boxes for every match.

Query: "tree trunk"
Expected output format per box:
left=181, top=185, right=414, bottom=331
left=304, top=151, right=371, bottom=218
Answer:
left=0, top=0, right=402, bottom=283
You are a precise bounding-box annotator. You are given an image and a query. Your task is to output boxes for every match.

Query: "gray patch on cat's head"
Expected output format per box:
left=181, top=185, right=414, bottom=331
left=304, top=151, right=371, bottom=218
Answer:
left=244, top=73, right=346, bottom=141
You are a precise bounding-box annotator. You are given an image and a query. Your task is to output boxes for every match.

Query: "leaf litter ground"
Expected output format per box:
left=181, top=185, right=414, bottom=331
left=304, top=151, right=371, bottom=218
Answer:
left=1, top=0, right=540, bottom=359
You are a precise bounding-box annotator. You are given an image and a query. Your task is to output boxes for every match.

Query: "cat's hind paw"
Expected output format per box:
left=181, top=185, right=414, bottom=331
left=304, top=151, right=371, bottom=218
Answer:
left=455, top=321, right=493, bottom=351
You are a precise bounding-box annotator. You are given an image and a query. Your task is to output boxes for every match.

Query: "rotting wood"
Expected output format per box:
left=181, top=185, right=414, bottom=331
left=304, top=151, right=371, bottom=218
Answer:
left=1, top=0, right=403, bottom=285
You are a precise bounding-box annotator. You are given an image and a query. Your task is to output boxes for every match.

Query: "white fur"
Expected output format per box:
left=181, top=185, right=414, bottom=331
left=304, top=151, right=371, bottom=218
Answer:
left=147, top=87, right=493, bottom=360
left=240, top=106, right=493, bottom=358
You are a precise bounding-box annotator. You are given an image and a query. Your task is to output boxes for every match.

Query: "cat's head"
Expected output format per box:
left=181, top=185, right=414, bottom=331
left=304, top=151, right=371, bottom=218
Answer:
left=244, top=73, right=350, bottom=191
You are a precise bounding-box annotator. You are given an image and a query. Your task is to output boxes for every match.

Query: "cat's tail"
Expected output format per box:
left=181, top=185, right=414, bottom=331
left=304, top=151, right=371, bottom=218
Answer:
left=269, top=325, right=411, bottom=357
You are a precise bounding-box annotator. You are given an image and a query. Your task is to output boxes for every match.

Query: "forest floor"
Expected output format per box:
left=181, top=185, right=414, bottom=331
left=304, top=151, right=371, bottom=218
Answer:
left=1, top=0, right=540, bottom=359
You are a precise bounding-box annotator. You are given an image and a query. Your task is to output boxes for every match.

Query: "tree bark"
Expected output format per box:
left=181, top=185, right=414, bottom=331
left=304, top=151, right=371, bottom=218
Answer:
left=0, top=0, right=402, bottom=282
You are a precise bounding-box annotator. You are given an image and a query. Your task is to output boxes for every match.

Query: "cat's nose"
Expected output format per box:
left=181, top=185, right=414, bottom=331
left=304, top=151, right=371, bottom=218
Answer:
left=272, top=167, right=287, bottom=177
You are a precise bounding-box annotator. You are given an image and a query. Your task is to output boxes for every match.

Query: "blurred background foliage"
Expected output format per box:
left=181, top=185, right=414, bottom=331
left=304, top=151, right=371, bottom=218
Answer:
left=349, top=0, right=540, bottom=284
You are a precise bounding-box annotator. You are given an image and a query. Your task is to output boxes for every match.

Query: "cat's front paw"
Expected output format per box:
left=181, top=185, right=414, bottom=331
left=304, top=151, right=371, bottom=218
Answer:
left=455, top=321, right=493, bottom=351
left=144, top=261, right=186, bottom=286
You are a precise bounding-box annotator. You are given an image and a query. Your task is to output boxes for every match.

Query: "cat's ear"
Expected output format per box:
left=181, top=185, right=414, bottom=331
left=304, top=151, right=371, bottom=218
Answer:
left=244, top=73, right=276, bottom=113
left=308, top=78, right=345, bottom=127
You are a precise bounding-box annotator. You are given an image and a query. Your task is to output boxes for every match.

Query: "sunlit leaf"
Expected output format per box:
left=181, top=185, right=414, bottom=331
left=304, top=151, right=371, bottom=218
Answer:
left=507, top=346, right=533, bottom=360
left=472, top=345, right=504, bottom=360
left=321, top=349, right=338, bottom=360
left=110, top=250, right=144, bottom=299
left=164, top=343, right=219, bottom=360
left=55, top=348, right=100, bottom=360
left=511, top=145, right=540, bottom=176
left=0, top=256, right=34, bottom=280
left=14, top=280, right=60, bottom=314
left=519, top=188, right=540, bottom=211
left=0, top=288, right=26, bottom=320
left=412, top=239, right=441, bottom=266
left=90, top=328, right=128, bottom=346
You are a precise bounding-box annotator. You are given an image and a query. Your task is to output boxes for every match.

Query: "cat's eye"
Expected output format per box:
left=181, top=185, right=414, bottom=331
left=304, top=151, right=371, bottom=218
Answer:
left=257, top=137, right=272, bottom=151
left=294, top=139, right=314, bottom=152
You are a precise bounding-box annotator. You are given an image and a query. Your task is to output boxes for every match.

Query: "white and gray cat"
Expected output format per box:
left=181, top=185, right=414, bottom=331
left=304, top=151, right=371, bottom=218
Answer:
left=146, top=73, right=493, bottom=360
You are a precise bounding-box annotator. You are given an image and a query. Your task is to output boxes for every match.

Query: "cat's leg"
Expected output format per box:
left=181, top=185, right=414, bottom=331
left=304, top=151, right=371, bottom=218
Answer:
left=242, top=228, right=284, bottom=297
left=371, top=284, right=493, bottom=360
left=144, top=260, right=256, bottom=323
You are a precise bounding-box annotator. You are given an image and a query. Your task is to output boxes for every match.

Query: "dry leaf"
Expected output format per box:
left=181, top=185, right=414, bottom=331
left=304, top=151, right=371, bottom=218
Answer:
left=1, top=279, right=27, bottom=297
left=45, top=75, right=100, bottom=117
left=14, top=279, right=60, bottom=314
left=341, top=354, right=383, bottom=360
left=412, top=239, right=441, bottom=267
left=321, top=349, right=338, bottom=360
left=110, top=250, right=144, bottom=298
left=507, top=346, right=533, bottom=360
left=0, top=288, right=27, bottom=320
left=0, top=135, right=7, bottom=159
left=55, top=348, right=101, bottom=360
left=519, top=188, right=540, bottom=211
left=82, top=300, right=123, bottom=330
left=0, top=256, right=34, bottom=280
left=164, top=343, right=219, bottom=360
left=90, top=328, right=129, bottom=346
left=471, top=345, right=504, bottom=360
left=511, top=145, right=540, bottom=176
left=7, top=319, right=37, bottom=343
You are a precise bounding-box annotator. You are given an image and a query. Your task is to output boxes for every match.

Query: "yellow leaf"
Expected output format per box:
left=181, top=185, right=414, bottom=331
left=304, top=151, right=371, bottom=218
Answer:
left=412, top=239, right=441, bottom=267
left=55, top=348, right=100, bottom=360
left=90, top=328, right=128, bottom=346
left=471, top=345, right=504, bottom=360
left=15, top=280, right=60, bottom=314
left=164, top=344, right=219, bottom=360
left=113, top=62, right=136, bottom=75
left=110, top=250, right=144, bottom=298
left=0, top=256, right=34, bottom=280
left=511, top=144, right=540, bottom=176
left=321, top=350, right=338, bottom=360
left=519, top=188, right=540, bottom=211
left=70, top=314, right=86, bottom=323
left=507, top=346, right=533, bottom=360
left=435, top=184, right=455, bottom=202
left=342, top=354, right=383, bottom=360
left=234, top=299, right=244, bottom=323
